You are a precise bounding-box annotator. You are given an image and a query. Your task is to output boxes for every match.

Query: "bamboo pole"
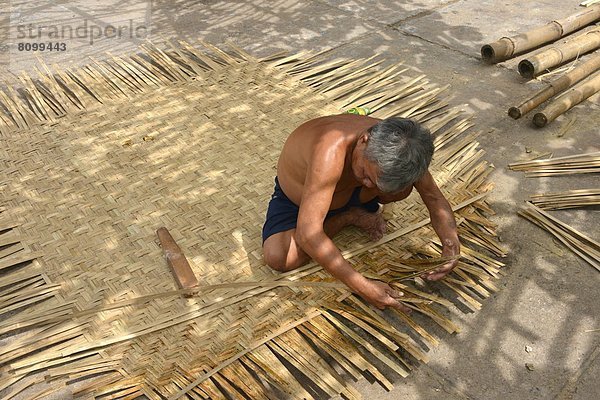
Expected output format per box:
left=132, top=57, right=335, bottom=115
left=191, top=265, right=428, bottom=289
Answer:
left=481, top=5, right=600, bottom=63
left=518, top=27, right=600, bottom=78
left=533, top=71, right=600, bottom=126
left=509, top=52, right=600, bottom=118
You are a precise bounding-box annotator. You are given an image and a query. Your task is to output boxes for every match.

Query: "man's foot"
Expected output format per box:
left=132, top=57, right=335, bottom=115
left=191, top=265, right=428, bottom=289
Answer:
left=349, top=208, right=386, bottom=241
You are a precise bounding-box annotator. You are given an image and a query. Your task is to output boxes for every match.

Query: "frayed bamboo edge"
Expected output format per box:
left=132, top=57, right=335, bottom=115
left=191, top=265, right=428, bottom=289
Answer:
left=0, top=40, right=251, bottom=133
left=171, top=193, right=499, bottom=399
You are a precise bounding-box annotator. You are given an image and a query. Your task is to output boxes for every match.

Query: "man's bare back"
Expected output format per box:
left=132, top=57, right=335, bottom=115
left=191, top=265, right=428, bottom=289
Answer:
left=276, top=114, right=382, bottom=209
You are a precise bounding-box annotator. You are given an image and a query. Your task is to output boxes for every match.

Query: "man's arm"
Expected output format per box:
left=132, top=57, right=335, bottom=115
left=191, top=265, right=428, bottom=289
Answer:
left=414, top=171, right=460, bottom=280
left=295, top=139, right=408, bottom=311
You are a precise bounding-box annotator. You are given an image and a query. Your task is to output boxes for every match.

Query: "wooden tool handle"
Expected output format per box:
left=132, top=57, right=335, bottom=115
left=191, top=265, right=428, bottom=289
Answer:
left=157, top=227, right=199, bottom=296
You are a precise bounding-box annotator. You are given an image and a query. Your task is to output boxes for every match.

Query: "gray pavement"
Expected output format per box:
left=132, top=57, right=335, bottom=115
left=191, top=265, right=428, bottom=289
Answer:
left=1, top=1, right=599, bottom=399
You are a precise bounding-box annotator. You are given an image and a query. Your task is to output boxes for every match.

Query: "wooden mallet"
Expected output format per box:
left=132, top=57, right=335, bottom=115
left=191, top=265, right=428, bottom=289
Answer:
left=156, top=227, right=199, bottom=297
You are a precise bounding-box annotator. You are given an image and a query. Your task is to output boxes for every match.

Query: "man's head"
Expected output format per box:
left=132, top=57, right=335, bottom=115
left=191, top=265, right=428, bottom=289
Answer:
left=357, top=117, right=434, bottom=193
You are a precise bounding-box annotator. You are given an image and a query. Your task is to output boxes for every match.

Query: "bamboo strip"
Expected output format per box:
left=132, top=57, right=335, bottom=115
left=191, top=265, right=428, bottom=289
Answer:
left=141, top=44, right=187, bottom=82
left=0, top=89, right=29, bottom=129
left=312, top=56, right=382, bottom=89
left=307, top=315, right=393, bottom=389
left=271, top=331, right=353, bottom=398
left=0, top=280, right=343, bottom=333
left=51, top=67, right=88, bottom=108
left=508, top=151, right=600, bottom=174
left=0, top=252, right=42, bottom=271
left=31, top=74, right=68, bottom=115
left=296, top=324, right=363, bottom=380
left=245, top=346, right=314, bottom=400
left=71, top=372, right=124, bottom=397
left=322, top=311, right=410, bottom=378
left=334, top=309, right=400, bottom=352
left=1, top=321, right=83, bottom=360
left=0, top=283, right=61, bottom=309
left=178, top=41, right=223, bottom=71
left=530, top=188, right=600, bottom=209
left=519, top=203, right=600, bottom=271
left=198, top=39, right=241, bottom=65
left=169, top=310, right=322, bottom=400
left=2, top=376, right=44, bottom=400
left=206, top=373, right=241, bottom=399
left=336, top=301, right=429, bottom=363
left=0, top=242, right=24, bottom=259
left=294, top=59, right=352, bottom=81
left=0, top=276, right=43, bottom=298
left=219, top=362, right=269, bottom=400
left=0, top=270, right=45, bottom=290
left=0, top=302, right=75, bottom=335
left=34, top=60, right=74, bottom=111
left=17, top=73, right=52, bottom=120
left=6, top=86, right=38, bottom=127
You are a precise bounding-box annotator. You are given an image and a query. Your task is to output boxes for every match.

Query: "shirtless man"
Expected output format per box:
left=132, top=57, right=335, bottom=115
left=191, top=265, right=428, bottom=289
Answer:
left=262, top=115, right=460, bottom=311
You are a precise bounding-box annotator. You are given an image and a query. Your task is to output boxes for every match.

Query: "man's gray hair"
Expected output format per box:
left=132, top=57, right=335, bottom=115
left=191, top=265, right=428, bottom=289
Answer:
left=364, top=117, right=434, bottom=193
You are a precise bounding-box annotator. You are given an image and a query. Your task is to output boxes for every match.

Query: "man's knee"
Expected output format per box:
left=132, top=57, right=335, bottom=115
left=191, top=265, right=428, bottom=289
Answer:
left=263, top=246, right=288, bottom=272
left=263, top=238, right=308, bottom=272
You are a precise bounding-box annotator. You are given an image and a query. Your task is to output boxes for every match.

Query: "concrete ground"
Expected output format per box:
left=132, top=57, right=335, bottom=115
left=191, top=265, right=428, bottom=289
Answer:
left=1, top=1, right=599, bottom=399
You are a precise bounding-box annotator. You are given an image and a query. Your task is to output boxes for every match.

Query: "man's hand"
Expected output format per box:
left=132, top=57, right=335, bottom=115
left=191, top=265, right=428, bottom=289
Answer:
left=424, top=239, right=460, bottom=281
left=355, top=279, right=411, bottom=312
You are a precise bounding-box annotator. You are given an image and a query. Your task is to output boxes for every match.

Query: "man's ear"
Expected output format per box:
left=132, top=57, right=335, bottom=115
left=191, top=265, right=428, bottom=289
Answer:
left=360, top=132, right=369, bottom=143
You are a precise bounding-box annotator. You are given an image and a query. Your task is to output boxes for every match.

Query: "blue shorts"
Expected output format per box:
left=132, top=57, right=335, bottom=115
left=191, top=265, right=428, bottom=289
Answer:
left=262, top=177, right=380, bottom=243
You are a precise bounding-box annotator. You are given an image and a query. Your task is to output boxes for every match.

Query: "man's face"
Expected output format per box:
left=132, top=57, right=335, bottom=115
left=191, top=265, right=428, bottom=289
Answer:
left=354, top=157, right=380, bottom=189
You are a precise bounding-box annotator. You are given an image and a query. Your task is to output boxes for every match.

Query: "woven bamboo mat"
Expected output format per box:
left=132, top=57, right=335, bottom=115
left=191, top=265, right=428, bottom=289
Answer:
left=0, top=41, right=505, bottom=399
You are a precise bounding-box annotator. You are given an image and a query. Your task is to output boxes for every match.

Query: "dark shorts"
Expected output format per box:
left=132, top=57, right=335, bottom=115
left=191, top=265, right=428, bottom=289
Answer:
left=262, top=177, right=380, bottom=243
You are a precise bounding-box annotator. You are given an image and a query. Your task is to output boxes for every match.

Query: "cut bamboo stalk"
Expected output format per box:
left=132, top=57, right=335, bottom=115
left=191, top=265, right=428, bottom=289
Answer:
left=518, top=27, right=600, bottom=78
left=481, top=5, right=600, bottom=63
left=509, top=52, right=600, bottom=118
left=533, top=71, right=600, bottom=126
